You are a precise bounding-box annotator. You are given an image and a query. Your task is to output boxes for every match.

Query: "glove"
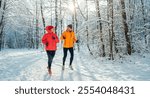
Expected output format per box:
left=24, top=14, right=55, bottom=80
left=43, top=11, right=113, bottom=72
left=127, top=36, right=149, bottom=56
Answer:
left=52, top=36, right=56, bottom=40
left=63, top=36, right=66, bottom=39
left=76, top=40, right=79, bottom=43
left=46, top=43, right=48, bottom=46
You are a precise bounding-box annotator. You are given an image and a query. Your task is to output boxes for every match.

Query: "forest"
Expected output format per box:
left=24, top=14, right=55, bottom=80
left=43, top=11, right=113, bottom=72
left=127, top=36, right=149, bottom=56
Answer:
left=0, top=0, right=150, bottom=60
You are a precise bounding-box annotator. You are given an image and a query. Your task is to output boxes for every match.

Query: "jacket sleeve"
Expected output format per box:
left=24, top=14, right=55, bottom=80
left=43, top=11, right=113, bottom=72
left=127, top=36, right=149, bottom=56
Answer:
left=73, top=32, right=77, bottom=42
left=55, top=34, right=59, bottom=43
left=60, top=32, right=65, bottom=40
left=42, top=34, right=47, bottom=45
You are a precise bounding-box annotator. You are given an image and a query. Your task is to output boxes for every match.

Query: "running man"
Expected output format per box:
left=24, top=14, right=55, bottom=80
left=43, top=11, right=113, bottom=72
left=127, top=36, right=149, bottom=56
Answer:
left=60, top=24, right=78, bottom=70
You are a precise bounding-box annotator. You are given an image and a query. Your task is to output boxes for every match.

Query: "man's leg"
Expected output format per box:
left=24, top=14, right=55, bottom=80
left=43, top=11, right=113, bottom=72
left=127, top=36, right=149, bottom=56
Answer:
left=63, top=48, right=68, bottom=67
left=69, top=48, right=74, bottom=70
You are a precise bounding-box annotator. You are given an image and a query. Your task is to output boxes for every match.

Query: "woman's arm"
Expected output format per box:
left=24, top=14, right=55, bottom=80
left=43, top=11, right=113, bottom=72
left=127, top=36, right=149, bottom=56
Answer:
left=55, top=34, right=59, bottom=43
left=42, top=34, right=47, bottom=45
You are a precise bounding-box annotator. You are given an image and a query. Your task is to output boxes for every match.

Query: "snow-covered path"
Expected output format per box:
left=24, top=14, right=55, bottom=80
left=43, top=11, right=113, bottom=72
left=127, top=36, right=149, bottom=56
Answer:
left=0, top=49, right=150, bottom=81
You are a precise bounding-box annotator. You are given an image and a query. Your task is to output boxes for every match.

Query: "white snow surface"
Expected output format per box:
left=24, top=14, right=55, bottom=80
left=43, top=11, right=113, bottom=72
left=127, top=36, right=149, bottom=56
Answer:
left=0, top=48, right=150, bottom=81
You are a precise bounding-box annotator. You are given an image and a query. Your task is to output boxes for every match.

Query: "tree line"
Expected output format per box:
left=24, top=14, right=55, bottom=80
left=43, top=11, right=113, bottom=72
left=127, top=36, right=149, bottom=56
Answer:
left=0, top=0, right=150, bottom=59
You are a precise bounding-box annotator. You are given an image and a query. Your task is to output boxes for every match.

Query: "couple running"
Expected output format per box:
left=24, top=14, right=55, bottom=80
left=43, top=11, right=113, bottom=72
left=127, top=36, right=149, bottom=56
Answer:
left=42, top=24, right=78, bottom=75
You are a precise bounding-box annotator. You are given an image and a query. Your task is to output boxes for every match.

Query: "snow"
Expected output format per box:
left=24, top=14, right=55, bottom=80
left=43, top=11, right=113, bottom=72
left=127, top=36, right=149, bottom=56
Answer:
left=0, top=48, right=150, bottom=81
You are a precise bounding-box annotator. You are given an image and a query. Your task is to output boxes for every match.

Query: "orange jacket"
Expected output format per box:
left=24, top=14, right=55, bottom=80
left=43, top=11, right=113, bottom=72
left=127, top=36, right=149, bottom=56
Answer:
left=60, top=31, right=77, bottom=48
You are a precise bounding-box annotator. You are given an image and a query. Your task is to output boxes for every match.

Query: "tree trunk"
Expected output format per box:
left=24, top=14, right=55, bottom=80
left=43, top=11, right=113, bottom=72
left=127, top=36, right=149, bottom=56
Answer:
left=0, top=0, right=2, bottom=8
left=72, top=0, right=78, bottom=32
left=35, top=1, right=39, bottom=49
left=129, top=0, right=135, bottom=52
left=60, top=0, right=63, bottom=35
left=107, top=0, right=114, bottom=60
left=120, top=0, right=132, bottom=55
left=72, top=0, right=80, bottom=51
left=140, top=0, right=147, bottom=46
left=95, top=0, right=105, bottom=57
left=40, top=0, right=46, bottom=34
left=55, top=0, right=58, bottom=34
left=85, top=0, right=93, bottom=55
left=0, top=0, right=6, bottom=51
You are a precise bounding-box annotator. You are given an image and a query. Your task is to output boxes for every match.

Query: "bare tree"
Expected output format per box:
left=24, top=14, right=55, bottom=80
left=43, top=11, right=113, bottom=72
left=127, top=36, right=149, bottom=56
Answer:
left=0, top=0, right=2, bottom=8
left=140, top=0, right=147, bottom=46
left=60, top=0, right=63, bottom=35
left=107, top=0, right=114, bottom=60
left=120, top=0, right=132, bottom=55
left=40, top=0, right=46, bottom=34
left=85, top=0, right=93, bottom=55
left=55, top=0, right=58, bottom=34
left=35, top=0, right=39, bottom=49
left=95, top=0, right=105, bottom=57
left=0, top=0, right=6, bottom=51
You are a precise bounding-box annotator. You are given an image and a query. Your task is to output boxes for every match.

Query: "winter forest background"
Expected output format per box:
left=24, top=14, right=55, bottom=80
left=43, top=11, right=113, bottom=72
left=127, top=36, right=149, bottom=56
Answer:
left=0, top=0, right=150, bottom=81
left=0, top=0, right=150, bottom=59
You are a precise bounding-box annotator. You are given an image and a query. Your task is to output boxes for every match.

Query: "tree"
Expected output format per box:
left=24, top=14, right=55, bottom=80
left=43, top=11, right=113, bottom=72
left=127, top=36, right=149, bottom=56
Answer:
left=35, top=0, right=39, bottom=49
left=0, top=0, right=6, bottom=51
left=85, top=0, right=93, bottom=55
left=95, top=0, right=105, bottom=57
left=55, top=0, right=58, bottom=34
left=140, top=0, right=147, bottom=46
left=107, top=0, right=114, bottom=60
left=128, top=0, right=135, bottom=52
left=120, top=0, right=132, bottom=55
left=0, top=0, right=2, bottom=8
left=40, top=0, right=46, bottom=34
left=60, top=0, right=63, bottom=35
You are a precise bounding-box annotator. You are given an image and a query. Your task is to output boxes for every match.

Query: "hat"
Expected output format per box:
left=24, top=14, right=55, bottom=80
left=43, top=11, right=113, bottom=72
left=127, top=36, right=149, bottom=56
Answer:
left=45, top=26, right=55, bottom=31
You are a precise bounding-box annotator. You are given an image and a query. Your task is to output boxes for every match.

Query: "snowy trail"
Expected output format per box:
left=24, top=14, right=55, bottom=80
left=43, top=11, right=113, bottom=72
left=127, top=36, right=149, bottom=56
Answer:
left=0, top=49, right=150, bottom=81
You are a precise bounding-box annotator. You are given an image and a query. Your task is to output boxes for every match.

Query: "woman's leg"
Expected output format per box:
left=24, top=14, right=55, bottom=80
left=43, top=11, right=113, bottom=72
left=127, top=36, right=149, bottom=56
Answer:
left=47, top=51, right=56, bottom=69
left=50, top=51, right=56, bottom=65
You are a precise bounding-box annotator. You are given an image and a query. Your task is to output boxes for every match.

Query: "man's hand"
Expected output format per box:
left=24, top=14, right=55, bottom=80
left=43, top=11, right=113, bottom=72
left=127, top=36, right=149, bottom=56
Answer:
left=76, top=40, right=79, bottom=43
left=63, top=36, right=66, bottom=39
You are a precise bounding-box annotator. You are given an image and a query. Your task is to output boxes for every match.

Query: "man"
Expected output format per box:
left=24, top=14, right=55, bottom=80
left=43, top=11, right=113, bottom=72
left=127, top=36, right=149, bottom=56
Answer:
left=42, top=26, right=59, bottom=75
left=60, top=24, right=78, bottom=70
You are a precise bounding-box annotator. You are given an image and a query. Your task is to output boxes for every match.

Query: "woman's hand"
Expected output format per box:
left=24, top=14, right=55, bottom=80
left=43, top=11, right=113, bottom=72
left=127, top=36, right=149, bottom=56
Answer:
left=46, top=42, right=48, bottom=46
left=52, top=36, right=56, bottom=40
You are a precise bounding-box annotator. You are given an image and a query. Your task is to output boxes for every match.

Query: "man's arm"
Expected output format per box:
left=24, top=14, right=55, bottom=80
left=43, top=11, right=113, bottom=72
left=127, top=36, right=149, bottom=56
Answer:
left=73, top=32, right=77, bottom=42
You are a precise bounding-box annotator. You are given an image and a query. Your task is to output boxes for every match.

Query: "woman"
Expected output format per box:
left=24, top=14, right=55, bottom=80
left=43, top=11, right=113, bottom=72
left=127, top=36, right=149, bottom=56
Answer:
left=60, top=24, right=78, bottom=70
left=42, top=26, right=59, bottom=75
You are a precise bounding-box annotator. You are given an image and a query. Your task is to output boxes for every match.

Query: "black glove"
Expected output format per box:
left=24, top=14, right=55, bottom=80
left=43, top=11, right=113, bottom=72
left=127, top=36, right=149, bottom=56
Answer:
left=63, top=36, right=66, bottom=39
left=46, top=43, right=48, bottom=46
left=76, top=40, right=79, bottom=43
left=52, top=36, right=56, bottom=40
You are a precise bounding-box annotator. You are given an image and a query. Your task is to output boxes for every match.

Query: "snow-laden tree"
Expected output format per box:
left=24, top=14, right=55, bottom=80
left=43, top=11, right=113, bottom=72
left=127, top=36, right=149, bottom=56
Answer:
left=0, top=0, right=150, bottom=59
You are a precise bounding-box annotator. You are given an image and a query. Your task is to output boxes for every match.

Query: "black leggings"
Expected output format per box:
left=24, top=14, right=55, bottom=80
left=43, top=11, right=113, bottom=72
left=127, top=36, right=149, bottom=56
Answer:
left=46, top=51, right=56, bottom=69
left=63, top=48, right=74, bottom=66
